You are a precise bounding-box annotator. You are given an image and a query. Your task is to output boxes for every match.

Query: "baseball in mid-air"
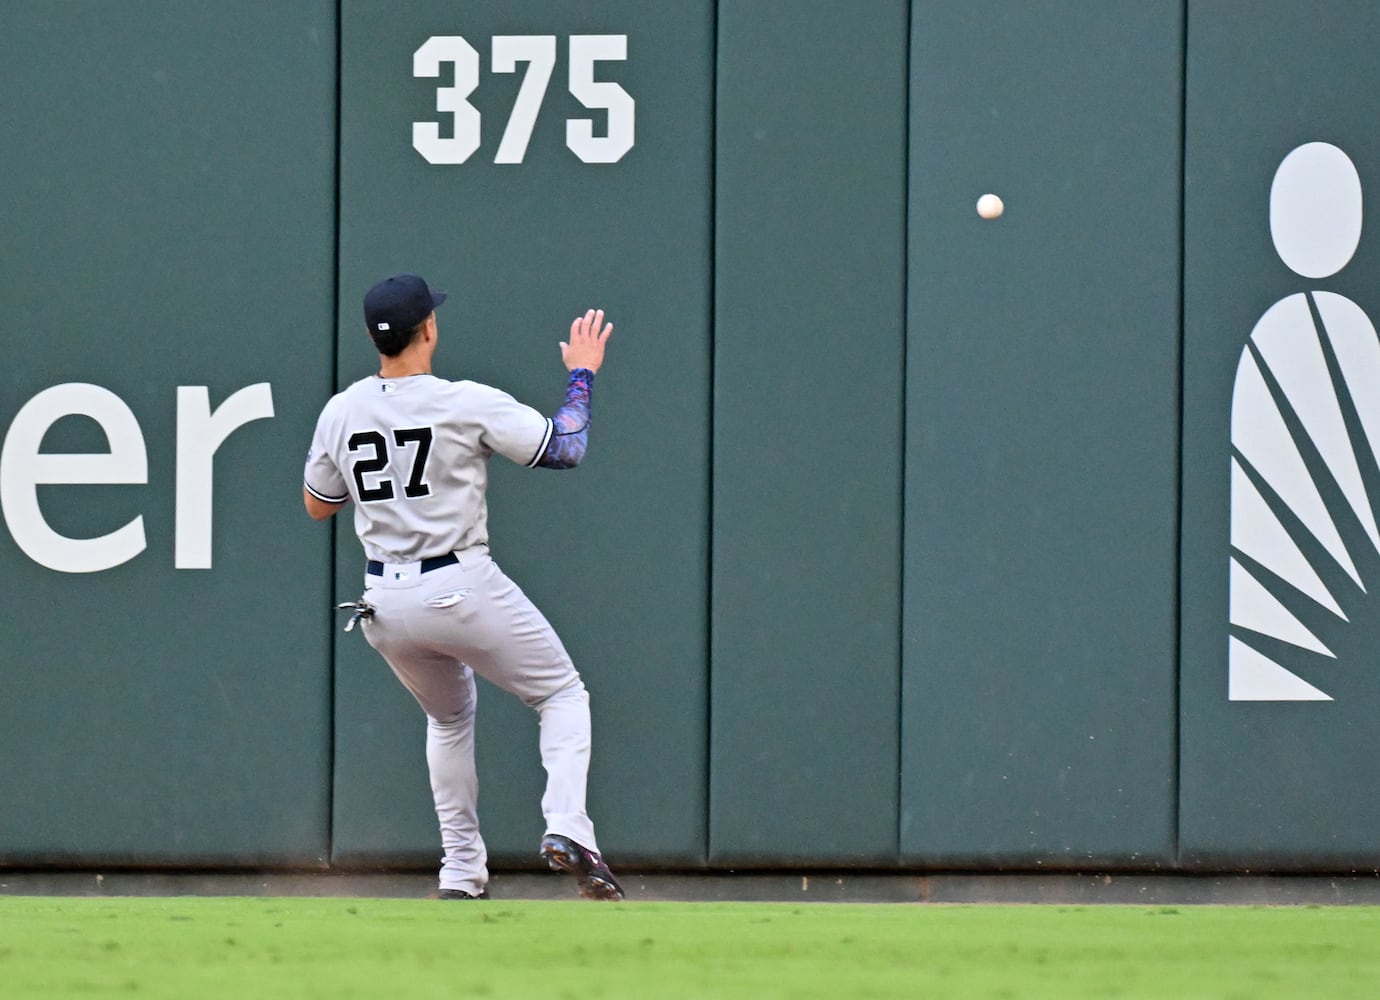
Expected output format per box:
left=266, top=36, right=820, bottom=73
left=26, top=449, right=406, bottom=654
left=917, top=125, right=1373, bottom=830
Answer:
left=976, top=193, right=1004, bottom=220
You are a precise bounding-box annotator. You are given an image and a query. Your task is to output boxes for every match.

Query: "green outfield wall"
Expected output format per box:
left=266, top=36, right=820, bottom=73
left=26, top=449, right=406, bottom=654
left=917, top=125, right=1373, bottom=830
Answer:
left=1179, top=3, right=1380, bottom=870
left=901, top=0, right=1183, bottom=869
left=3, top=0, right=1378, bottom=874
left=710, top=0, right=906, bottom=867
left=0, top=1, right=337, bottom=866
left=331, top=0, right=713, bottom=870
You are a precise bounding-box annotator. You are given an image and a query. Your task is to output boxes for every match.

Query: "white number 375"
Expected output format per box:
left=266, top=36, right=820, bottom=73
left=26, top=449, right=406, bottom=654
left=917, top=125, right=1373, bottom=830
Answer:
left=412, top=34, right=634, bottom=165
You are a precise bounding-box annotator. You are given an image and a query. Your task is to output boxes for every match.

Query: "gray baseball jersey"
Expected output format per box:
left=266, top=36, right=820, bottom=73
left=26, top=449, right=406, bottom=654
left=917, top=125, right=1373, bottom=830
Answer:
left=304, top=374, right=553, bottom=563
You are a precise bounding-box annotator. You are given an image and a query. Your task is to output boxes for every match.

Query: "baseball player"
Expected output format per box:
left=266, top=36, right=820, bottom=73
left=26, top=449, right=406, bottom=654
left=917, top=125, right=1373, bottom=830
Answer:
left=302, top=273, right=622, bottom=901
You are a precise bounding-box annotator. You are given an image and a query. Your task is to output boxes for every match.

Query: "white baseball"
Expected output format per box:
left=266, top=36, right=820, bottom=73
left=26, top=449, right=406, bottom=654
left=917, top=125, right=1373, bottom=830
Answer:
left=976, top=193, right=1004, bottom=220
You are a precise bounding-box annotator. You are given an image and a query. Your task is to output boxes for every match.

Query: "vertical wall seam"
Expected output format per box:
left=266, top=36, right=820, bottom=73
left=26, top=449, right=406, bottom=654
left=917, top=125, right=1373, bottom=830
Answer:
left=1172, top=0, right=1189, bottom=871
left=704, top=0, right=719, bottom=870
left=326, top=0, right=343, bottom=869
left=896, top=0, right=912, bottom=867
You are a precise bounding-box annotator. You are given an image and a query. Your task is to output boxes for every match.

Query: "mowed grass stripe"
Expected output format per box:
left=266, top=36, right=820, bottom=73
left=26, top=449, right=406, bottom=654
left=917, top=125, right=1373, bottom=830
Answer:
left=2, top=898, right=1380, bottom=999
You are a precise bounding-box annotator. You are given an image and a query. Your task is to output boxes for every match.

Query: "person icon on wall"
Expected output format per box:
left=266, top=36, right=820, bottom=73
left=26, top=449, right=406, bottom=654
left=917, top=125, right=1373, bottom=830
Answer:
left=1228, top=141, right=1380, bottom=701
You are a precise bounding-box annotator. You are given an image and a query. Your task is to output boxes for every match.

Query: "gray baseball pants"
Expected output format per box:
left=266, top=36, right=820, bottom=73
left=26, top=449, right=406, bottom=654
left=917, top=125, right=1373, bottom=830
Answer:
left=359, top=545, right=599, bottom=897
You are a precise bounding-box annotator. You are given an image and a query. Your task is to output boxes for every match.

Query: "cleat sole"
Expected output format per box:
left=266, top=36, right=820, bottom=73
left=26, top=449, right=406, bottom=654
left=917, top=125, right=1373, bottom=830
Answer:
left=540, top=839, right=625, bottom=901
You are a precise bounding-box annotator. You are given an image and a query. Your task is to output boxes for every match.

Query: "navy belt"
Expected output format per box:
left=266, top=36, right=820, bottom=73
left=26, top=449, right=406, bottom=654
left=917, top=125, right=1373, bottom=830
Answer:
left=366, top=553, right=459, bottom=576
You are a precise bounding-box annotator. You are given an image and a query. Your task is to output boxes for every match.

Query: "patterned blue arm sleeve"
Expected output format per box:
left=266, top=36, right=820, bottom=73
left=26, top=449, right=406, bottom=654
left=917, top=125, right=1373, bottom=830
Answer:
left=536, top=368, right=594, bottom=469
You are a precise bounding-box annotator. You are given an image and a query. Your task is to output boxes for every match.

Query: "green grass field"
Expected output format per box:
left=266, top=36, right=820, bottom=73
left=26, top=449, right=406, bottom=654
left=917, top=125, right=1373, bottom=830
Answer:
left=3, top=897, right=1379, bottom=998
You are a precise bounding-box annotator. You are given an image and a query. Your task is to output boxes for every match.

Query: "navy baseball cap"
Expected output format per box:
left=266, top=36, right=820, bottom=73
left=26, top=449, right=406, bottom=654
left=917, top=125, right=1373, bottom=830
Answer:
left=363, top=274, right=448, bottom=337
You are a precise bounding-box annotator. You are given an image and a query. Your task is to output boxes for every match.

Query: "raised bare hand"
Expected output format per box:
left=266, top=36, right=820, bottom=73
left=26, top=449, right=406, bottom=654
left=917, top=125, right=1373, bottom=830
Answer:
left=560, top=308, right=613, bottom=374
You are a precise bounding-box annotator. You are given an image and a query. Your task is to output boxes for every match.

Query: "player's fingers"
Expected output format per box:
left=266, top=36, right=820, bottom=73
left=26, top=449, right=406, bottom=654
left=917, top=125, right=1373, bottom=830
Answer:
left=599, top=322, right=613, bottom=343
left=592, top=309, right=604, bottom=338
left=570, top=315, right=584, bottom=341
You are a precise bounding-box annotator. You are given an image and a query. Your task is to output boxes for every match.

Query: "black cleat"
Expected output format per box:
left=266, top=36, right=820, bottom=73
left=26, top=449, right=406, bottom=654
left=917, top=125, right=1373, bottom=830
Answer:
left=539, top=834, right=625, bottom=901
left=437, top=888, right=489, bottom=900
